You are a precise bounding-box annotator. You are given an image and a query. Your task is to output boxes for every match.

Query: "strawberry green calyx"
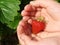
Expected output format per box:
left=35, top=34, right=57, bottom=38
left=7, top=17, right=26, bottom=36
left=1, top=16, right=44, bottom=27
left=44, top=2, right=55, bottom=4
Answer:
left=37, top=16, right=45, bottom=22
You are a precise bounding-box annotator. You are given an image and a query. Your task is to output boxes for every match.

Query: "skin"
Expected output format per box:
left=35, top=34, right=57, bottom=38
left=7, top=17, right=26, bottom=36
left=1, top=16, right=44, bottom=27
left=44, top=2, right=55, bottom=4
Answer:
left=17, top=0, right=60, bottom=45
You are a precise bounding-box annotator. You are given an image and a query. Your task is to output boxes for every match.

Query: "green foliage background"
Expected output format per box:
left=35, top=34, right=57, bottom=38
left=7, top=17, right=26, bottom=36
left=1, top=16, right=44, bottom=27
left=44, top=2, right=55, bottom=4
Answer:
left=0, top=0, right=30, bottom=45
left=0, top=0, right=60, bottom=45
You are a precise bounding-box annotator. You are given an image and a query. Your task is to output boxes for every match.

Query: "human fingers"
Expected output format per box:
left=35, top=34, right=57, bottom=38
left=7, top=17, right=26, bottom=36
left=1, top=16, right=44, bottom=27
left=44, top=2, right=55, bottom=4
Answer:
left=17, top=26, right=25, bottom=45
left=21, top=4, right=37, bottom=17
left=30, top=0, right=47, bottom=8
left=21, top=10, right=36, bottom=17
left=38, top=36, right=59, bottom=45
left=37, top=31, right=60, bottom=38
left=27, top=10, right=41, bottom=25
left=22, top=16, right=32, bottom=25
left=17, top=20, right=25, bottom=45
left=24, top=4, right=36, bottom=12
left=17, top=20, right=32, bottom=44
left=22, top=16, right=30, bottom=22
left=21, top=10, right=31, bottom=16
left=30, top=0, right=56, bottom=8
left=30, top=0, right=60, bottom=20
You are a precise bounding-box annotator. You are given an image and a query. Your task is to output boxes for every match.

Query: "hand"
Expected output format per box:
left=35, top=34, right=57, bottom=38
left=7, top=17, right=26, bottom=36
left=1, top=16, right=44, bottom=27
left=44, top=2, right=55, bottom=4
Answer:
left=30, top=0, right=60, bottom=32
left=21, top=0, right=60, bottom=32
left=17, top=0, right=60, bottom=45
left=17, top=19, right=60, bottom=45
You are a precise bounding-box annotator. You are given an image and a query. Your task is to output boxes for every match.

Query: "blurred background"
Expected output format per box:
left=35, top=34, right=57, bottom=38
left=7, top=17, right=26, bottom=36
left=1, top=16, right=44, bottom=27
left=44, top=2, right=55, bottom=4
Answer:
left=0, top=0, right=60, bottom=45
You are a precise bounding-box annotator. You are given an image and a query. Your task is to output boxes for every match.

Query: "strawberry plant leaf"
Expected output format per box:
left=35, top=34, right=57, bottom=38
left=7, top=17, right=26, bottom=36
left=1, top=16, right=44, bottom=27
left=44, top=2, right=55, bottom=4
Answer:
left=0, top=0, right=20, bottom=21
left=0, top=0, right=21, bottom=29
left=7, top=14, right=22, bottom=29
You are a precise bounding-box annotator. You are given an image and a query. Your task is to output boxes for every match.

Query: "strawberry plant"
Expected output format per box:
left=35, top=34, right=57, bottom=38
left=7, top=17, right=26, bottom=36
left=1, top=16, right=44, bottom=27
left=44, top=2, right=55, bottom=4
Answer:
left=0, top=0, right=21, bottom=29
left=0, top=0, right=21, bottom=45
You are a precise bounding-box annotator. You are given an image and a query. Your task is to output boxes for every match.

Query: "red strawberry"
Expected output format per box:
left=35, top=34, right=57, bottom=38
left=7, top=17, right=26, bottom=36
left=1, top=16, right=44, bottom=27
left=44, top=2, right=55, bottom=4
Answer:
left=32, top=16, right=46, bottom=34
